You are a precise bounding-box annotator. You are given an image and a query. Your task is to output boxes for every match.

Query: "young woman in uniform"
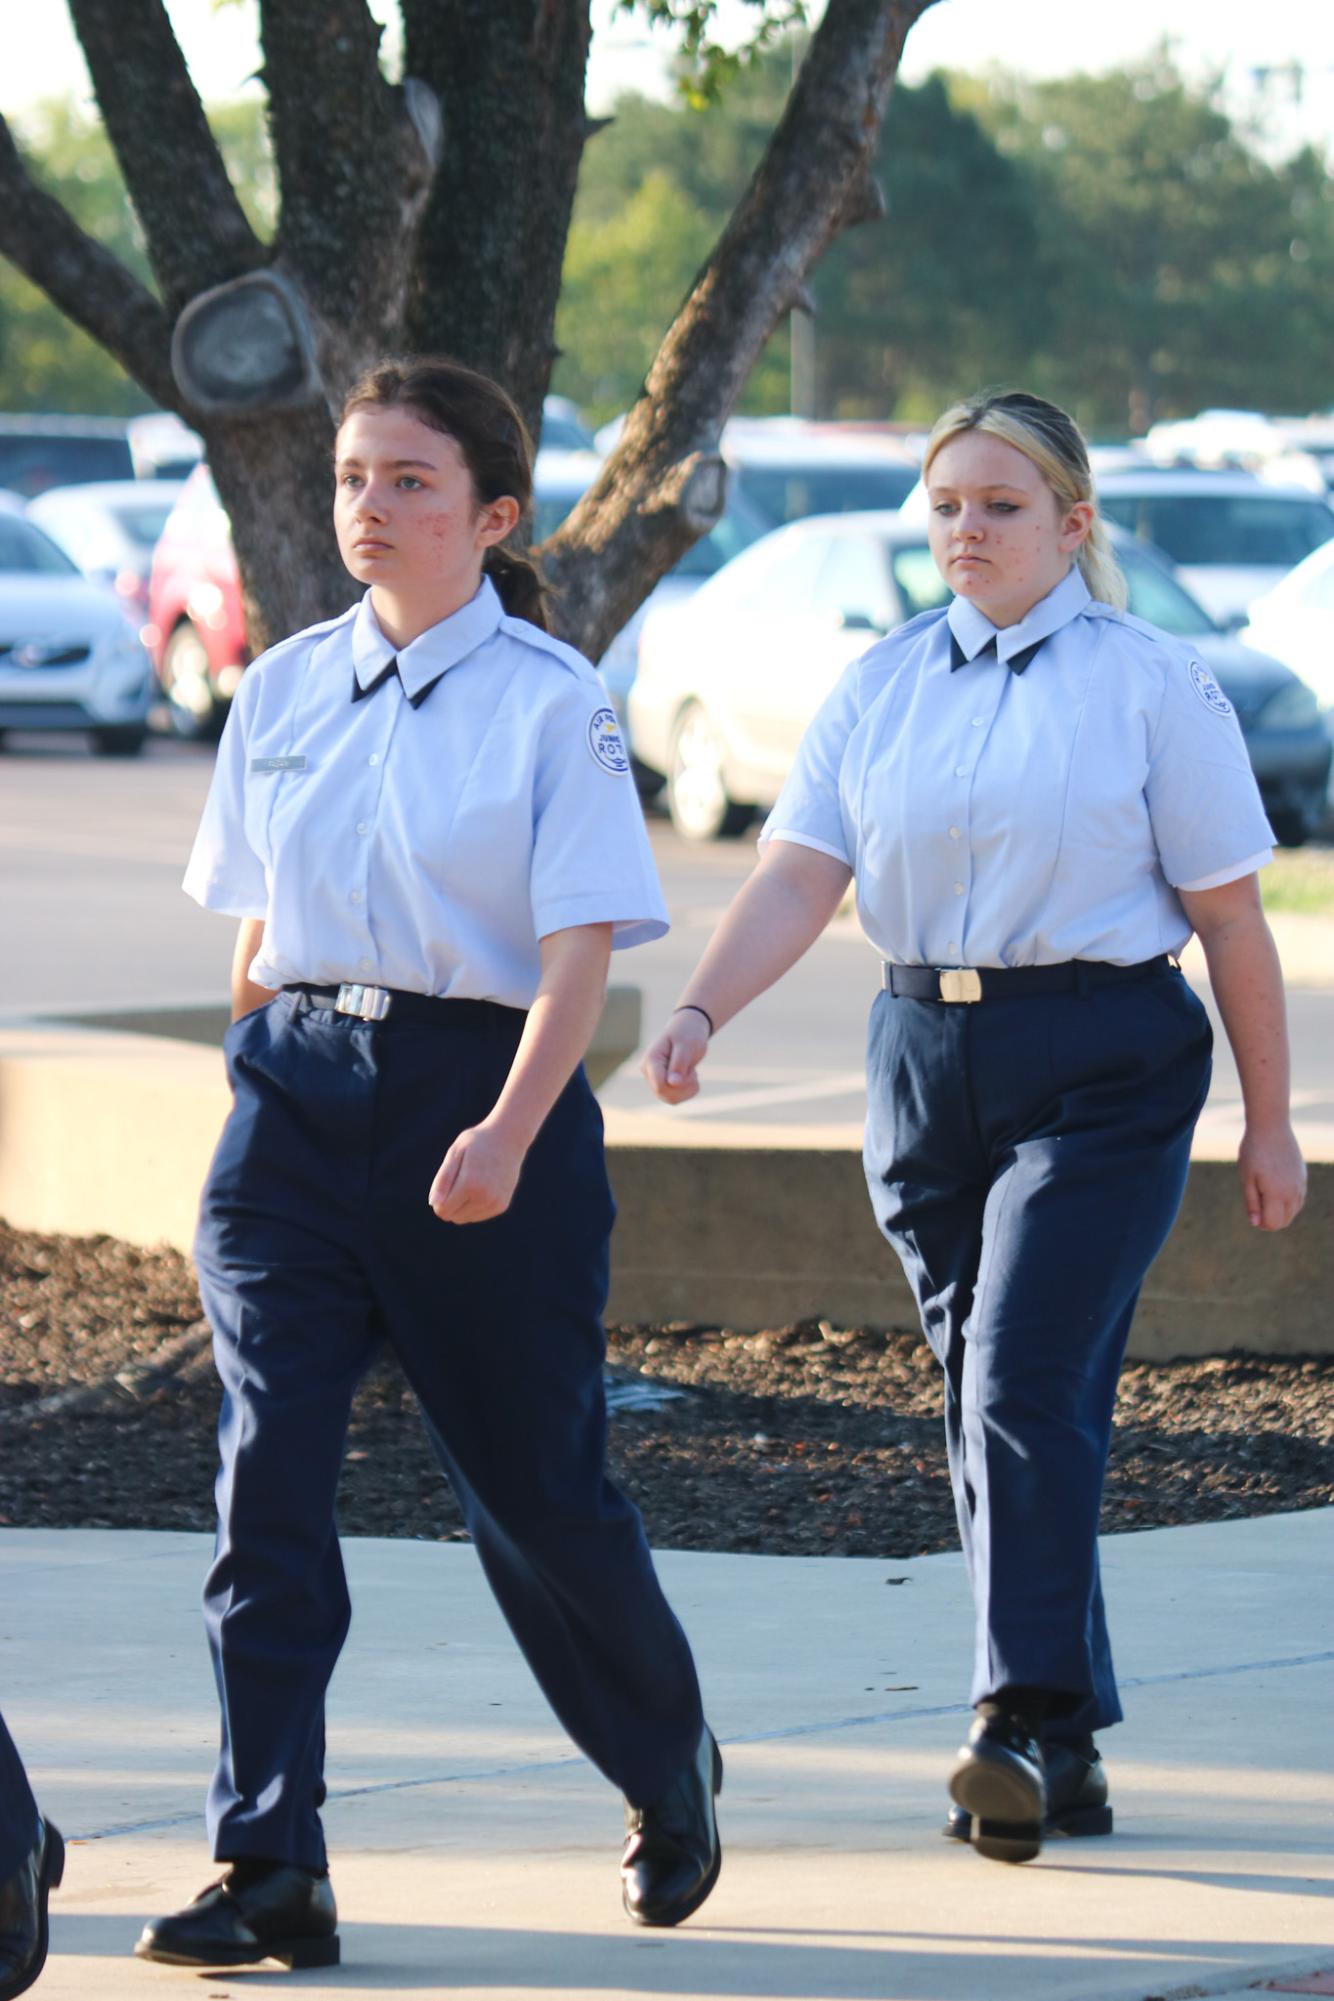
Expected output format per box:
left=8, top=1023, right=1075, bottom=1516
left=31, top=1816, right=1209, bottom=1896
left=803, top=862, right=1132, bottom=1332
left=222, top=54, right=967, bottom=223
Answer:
left=643, top=389, right=1305, bottom=1865
left=136, top=357, right=721, bottom=1970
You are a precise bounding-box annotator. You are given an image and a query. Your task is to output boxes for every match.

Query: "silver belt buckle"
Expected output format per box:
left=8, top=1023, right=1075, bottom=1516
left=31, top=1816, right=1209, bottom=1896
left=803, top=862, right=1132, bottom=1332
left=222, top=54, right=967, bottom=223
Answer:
left=335, top=982, right=392, bottom=1021
left=939, top=968, right=983, bottom=1004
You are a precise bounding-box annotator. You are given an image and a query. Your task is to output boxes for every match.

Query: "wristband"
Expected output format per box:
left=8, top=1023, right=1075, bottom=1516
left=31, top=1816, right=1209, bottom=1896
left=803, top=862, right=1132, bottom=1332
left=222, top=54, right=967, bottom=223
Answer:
left=673, top=1003, right=715, bottom=1038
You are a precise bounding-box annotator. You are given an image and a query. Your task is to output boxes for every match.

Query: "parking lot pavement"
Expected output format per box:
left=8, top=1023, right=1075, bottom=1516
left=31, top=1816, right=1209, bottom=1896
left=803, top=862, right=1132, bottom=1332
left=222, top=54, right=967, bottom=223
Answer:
left=2, top=1508, right=1331, bottom=2000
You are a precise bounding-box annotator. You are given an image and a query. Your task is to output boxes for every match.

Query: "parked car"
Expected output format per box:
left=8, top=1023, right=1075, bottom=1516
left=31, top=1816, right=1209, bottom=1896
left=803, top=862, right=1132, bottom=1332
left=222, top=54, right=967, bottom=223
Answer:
left=26, top=479, right=184, bottom=625
left=629, top=512, right=1332, bottom=845
left=145, top=463, right=248, bottom=737
left=1095, top=469, right=1334, bottom=626
left=722, top=417, right=920, bottom=526
left=1241, top=536, right=1334, bottom=713
left=0, top=513, right=155, bottom=754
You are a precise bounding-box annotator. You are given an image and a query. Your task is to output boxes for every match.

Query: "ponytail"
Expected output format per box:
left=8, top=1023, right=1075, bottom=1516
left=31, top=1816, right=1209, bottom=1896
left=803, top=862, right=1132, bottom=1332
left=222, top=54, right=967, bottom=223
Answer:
left=1075, top=516, right=1127, bottom=613
left=484, top=543, right=551, bottom=632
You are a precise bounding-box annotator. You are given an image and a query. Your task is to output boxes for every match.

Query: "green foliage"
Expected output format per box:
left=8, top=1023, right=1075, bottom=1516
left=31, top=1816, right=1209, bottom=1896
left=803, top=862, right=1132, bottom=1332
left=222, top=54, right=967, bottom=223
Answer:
left=557, top=43, right=1334, bottom=435
left=620, top=1, right=807, bottom=106
left=0, top=98, right=274, bottom=415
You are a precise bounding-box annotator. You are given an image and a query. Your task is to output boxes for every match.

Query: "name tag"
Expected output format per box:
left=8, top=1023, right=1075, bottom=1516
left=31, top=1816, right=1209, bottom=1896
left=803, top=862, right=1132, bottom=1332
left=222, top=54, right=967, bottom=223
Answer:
left=250, top=756, right=307, bottom=773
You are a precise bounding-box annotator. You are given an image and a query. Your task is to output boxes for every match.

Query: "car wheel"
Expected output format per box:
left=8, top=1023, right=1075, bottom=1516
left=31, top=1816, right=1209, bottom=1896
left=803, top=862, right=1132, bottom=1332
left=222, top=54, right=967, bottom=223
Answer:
left=1269, top=809, right=1310, bottom=849
left=90, top=726, right=147, bottom=757
left=159, top=621, right=223, bottom=740
left=667, top=702, right=754, bottom=841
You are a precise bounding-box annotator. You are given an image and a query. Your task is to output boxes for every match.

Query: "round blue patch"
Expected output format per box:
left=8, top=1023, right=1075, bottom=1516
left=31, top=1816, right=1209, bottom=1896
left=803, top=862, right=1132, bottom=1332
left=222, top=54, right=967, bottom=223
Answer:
left=587, top=705, right=630, bottom=775
left=1189, top=660, right=1234, bottom=717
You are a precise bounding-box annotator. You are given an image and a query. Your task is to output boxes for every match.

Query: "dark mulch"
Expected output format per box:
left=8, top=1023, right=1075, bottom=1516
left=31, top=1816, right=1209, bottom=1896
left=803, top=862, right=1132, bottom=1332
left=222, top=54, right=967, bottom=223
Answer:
left=1, top=1223, right=1331, bottom=1558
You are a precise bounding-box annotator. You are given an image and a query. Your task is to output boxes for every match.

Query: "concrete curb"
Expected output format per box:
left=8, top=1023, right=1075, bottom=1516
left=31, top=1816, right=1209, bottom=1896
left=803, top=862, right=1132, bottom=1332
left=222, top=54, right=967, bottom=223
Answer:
left=1, top=1017, right=1330, bottom=1359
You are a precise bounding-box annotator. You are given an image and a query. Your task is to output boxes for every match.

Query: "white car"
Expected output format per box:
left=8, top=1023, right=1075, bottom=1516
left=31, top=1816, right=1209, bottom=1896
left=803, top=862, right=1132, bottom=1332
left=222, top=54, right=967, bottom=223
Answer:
left=629, top=512, right=1332, bottom=845
left=27, top=478, right=184, bottom=624
left=1095, top=470, right=1334, bottom=626
left=0, top=513, right=155, bottom=755
left=1242, top=536, right=1334, bottom=724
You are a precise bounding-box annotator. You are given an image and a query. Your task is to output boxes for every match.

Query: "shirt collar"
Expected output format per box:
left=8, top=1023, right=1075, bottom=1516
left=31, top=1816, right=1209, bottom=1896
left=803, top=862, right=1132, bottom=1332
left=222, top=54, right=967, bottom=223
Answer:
left=350, top=576, right=504, bottom=705
left=945, top=565, right=1091, bottom=668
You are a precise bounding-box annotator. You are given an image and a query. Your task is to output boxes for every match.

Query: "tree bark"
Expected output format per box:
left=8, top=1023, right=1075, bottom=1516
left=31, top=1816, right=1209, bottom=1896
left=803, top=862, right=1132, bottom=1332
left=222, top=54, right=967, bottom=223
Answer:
left=401, top=0, right=595, bottom=444
left=540, top=0, right=941, bottom=661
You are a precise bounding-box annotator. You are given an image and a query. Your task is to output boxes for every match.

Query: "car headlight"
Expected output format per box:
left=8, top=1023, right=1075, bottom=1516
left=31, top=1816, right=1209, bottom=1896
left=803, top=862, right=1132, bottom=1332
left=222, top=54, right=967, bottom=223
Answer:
left=1257, top=681, right=1320, bottom=729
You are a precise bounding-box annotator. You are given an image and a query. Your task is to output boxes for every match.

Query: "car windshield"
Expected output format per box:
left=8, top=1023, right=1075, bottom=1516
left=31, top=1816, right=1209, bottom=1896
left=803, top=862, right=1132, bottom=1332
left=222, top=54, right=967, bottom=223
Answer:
left=1100, top=491, right=1334, bottom=569
left=110, top=498, right=177, bottom=549
left=0, top=516, right=80, bottom=576
left=734, top=460, right=917, bottom=527
left=0, top=434, right=134, bottom=498
left=889, top=545, right=949, bottom=615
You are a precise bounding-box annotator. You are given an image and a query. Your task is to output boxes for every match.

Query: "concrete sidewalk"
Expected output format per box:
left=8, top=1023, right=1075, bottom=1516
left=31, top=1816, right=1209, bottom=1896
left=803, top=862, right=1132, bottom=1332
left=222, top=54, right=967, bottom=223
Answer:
left=2, top=1512, right=1331, bottom=2001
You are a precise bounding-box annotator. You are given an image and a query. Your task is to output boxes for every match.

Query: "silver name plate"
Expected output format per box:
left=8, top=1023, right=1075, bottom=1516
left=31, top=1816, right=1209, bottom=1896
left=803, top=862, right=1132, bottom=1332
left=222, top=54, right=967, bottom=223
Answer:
left=250, top=756, right=307, bottom=772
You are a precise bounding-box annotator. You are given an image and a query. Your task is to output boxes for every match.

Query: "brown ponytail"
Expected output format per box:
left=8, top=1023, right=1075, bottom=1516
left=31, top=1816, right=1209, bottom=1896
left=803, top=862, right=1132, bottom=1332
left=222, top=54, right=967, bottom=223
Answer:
left=339, top=354, right=552, bottom=632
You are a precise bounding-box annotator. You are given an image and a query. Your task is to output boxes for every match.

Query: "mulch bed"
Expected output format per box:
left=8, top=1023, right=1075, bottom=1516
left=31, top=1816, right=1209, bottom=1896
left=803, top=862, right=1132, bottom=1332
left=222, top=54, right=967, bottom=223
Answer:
left=1, top=1222, right=1331, bottom=1558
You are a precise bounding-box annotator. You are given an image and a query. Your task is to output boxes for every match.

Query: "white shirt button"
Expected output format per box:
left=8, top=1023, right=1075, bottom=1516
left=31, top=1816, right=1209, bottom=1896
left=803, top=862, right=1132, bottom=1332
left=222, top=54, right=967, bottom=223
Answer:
left=947, top=942, right=959, bottom=957
left=349, top=889, right=363, bottom=906
left=360, top=956, right=373, bottom=972
left=971, top=717, right=984, bottom=727
left=949, top=826, right=961, bottom=839
left=953, top=882, right=964, bottom=895
left=355, top=820, right=369, bottom=836
left=368, top=752, right=380, bottom=767
left=954, top=765, right=967, bottom=777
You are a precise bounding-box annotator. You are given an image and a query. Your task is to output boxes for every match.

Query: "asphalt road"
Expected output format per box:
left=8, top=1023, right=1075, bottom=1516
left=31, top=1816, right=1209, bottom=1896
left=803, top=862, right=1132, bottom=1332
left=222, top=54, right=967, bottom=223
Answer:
left=3, top=733, right=1332, bottom=1156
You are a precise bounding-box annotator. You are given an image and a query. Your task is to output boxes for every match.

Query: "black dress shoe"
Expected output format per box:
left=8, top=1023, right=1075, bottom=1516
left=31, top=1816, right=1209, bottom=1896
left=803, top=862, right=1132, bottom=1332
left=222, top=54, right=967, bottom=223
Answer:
left=944, top=1739, right=1113, bottom=1846
left=948, top=1712, right=1047, bottom=1863
left=134, top=1861, right=339, bottom=1969
left=0, top=1819, right=64, bottom=2001
left=621, top=1726, right=723, bottom=1927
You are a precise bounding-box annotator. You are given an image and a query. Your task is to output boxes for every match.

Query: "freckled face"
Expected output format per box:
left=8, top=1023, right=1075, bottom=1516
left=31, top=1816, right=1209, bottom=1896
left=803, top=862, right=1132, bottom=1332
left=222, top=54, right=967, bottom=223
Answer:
left=926, top=430, right=1091, bottom=627
left=333, top=406, right=511, bottom=600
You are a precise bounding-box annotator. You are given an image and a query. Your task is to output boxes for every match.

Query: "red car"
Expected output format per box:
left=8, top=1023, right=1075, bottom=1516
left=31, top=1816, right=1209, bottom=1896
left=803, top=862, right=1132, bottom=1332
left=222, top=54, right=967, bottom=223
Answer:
left=145, top=464, right=248, bottom=737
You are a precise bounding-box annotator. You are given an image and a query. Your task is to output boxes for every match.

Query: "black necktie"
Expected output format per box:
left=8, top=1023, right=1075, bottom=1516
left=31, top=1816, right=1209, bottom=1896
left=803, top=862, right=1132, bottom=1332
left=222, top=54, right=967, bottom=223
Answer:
left=949, top=631, right=1046, bottom=676
left=351, top=658, right=447, bottom=709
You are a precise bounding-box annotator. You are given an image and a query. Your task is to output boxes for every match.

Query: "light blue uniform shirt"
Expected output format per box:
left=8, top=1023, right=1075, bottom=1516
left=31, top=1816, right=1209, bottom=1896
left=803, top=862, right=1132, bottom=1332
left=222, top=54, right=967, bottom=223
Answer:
left=184, top=578, right=668, bottom=1008
left=760, top=567, right=1273, bottom=968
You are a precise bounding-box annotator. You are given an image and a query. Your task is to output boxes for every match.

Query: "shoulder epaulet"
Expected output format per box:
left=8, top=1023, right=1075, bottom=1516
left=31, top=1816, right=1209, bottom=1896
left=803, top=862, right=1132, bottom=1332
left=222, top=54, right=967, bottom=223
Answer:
left=497, top=611, right=599, bottom=682
left=248, top=603, right=358, bottom=678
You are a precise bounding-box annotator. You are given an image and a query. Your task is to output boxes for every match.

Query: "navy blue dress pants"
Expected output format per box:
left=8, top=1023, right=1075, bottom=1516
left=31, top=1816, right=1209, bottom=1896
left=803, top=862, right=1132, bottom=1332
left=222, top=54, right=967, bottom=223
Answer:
left=863, top=963, right=1212, bottom=1738
left=0, top=1709, right=39, bottom=1879
left=195, top=993, right=704, bottom=1872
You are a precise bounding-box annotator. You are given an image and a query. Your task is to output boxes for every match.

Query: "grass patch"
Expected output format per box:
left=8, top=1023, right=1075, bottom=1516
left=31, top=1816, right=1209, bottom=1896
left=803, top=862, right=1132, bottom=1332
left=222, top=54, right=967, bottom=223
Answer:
left=1262, top=845, right=1334, bottom=916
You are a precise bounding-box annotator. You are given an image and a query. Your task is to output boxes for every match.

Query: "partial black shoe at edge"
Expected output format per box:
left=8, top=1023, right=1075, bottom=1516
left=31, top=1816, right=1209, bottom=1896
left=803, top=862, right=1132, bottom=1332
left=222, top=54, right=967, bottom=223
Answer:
left=0, top=1819, right=64, bottom=2001
left=945, top=1738, right=1114, bottom=1853
left=621, top=1726, right=723, bottom=1927
left=134, top=1862, right=339, bottom=1970
left=947, top=1712, right=1050, bottom=1863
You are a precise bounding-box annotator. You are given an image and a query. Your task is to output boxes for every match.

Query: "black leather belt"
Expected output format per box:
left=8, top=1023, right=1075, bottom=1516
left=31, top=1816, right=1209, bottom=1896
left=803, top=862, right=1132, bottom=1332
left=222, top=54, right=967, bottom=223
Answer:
left=881, top=957, right=1170, bottom=1003
left=284, top=983, right=519, bottom=1027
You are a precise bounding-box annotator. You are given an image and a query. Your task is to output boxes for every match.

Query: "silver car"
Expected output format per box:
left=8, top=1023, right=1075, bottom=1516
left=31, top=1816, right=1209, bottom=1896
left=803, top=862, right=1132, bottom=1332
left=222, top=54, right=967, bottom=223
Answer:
left=0, top=513, right=155, bottom=755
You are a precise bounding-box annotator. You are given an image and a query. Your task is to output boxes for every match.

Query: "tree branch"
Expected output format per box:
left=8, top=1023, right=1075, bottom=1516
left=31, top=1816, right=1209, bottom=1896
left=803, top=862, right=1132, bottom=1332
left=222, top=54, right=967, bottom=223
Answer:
left=541, top=0, right=942, bottom=658
left=65, top=0, right=265, bottom=311
left=0, top=114, right=178, bottom=410
left=259, top=0, right=436, bottom=351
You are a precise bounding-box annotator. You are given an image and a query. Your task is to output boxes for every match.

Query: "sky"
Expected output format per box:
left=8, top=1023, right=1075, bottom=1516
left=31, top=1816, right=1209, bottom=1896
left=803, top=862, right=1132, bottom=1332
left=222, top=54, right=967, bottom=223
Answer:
left=1, top=0, right=1332, bottom=160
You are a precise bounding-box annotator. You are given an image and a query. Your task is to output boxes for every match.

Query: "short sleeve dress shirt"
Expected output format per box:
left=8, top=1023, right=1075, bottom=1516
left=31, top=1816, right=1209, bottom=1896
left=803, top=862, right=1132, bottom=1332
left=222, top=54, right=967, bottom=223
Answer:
left=760, top=567, right=1274, bottom=968
left=184, top=578, right=669, bottom=1008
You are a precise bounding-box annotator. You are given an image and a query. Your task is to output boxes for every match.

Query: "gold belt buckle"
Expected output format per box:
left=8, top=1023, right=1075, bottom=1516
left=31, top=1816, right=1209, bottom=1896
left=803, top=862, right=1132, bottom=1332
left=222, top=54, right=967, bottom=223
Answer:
left=335, top=982, right=392, bottom=1021
left=938, top=968, right=983, bottom=1004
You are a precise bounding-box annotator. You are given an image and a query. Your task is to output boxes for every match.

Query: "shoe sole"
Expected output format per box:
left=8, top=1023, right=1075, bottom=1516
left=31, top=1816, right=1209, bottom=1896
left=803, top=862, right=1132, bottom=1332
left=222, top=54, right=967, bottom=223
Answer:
left=3, top=1822, right=64, bottom=2001
left=944, top=1802, right=1114, bottom=1843
left=134, top=1933, right=340, bottom=1970
left=623, top=1739, right=724, bottom=1929
left=949, top=1752, right=1045, bottom=1865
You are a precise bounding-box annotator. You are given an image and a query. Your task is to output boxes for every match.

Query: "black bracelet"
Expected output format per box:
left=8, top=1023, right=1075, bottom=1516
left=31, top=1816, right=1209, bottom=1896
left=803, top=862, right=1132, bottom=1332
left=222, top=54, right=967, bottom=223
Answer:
left=674, top=1003, right=715, bottom=1038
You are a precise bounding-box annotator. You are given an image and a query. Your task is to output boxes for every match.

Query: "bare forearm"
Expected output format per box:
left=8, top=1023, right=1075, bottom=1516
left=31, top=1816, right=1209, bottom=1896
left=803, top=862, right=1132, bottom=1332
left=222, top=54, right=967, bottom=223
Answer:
left=231, top=918, right=277, bottom=1021
left=678, top=842, right=852, bottom=1033
left=487, top=925, right=612, bottom=1149
left=1195, top=911, right=1291, bottom=1129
